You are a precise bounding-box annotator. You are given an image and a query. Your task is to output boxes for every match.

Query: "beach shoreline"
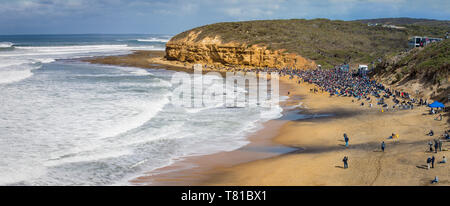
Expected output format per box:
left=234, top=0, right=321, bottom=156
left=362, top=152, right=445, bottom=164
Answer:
left=85, top=51, right=449, bottom=186
left=130, top=77, right=299, bottom=186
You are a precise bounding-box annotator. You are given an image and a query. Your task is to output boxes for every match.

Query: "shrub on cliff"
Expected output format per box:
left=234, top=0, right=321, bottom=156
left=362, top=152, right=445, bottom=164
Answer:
left=171, top=18, right=448, bottom=68
left=372, top=39, right=449, bottom=102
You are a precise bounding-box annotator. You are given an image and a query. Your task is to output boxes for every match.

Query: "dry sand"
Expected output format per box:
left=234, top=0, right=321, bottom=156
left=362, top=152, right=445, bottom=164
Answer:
left=203, top=77, right=449, bottom=186
left=86, top=51, right=449, bottom=186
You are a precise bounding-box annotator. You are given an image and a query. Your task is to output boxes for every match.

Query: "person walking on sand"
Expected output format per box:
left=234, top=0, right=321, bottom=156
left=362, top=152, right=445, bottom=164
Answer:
left=343, top=156, right=349, bottom=169
left=431, top=156, right=435, bottom=168
left=428, top=141, right=433, bottom=152
left=427, top=157, right=431, bottom=170
left=381, top=141, right=385, bottom=152
left=344, top=133, right=349, bottom=148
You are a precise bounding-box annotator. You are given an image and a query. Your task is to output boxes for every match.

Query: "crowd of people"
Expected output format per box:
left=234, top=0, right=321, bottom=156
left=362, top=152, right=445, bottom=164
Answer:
left=206, top=64, right=448, bottom=184
left=235, top=66, right=428, bottom=111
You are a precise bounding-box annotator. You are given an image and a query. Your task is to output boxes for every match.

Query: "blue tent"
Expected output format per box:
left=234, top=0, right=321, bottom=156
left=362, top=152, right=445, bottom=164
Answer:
left=428, top=101, right=445, bottom=108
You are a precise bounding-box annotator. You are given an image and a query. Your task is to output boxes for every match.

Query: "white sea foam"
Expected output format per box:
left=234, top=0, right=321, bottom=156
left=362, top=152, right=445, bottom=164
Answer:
left=0, top=36, right=285, bottom=185
left=0, top=42, right=13, bottom=48
left=285, top=102, right=305, bottom=110
left=0, top=44, right=164, bottom=85
left=117, top=66, right=153, bottom=76
left=136, top=37, right=170, bottom=43
left=0, top=63, right=39, bottom=84
left=99, top=97, right=169, bottom=139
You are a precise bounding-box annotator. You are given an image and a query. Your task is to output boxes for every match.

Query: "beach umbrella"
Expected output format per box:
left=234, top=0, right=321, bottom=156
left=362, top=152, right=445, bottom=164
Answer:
left=428, top=101, right=445, bottom=108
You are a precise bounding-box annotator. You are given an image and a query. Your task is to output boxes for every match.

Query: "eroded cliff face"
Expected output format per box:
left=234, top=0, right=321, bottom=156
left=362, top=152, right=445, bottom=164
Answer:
left=165, top=32, right=316, bottom=69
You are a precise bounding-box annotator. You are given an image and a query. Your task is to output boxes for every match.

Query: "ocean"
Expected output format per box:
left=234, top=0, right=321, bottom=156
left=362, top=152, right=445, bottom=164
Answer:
left=0, top=34, right=283, bottom=185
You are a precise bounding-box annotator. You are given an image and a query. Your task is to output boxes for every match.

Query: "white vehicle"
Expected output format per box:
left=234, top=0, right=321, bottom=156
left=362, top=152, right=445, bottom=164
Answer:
left=358, top=65, right=369, bottom=75
left=408, top=36, right=443, bottom=48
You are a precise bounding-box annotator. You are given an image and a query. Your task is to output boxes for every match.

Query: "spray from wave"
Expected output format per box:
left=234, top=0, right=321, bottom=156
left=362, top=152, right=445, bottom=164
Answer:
left=0, top=42, right=14, bottom=48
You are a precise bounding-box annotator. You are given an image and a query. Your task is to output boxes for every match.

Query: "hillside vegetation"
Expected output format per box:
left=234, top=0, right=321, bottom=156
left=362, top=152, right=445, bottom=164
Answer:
left=355, top=17, right=450, bottom=28
left=372, top=39, right=449, bottom=102
left=171, top=18, right=449, bottom=68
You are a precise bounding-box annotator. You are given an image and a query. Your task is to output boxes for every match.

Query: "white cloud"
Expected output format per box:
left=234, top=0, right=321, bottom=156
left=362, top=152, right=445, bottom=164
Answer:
left=0, top=0, right=448, bottom=34
left=220, top=0, right=284, bottom=19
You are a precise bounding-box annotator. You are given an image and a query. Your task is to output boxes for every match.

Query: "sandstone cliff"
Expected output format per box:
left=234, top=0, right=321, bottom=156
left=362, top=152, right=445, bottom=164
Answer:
left=165, top=31, right=316, bottom=69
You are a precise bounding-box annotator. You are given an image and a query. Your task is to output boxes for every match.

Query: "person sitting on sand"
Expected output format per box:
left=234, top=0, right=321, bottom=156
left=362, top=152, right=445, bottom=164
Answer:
left=390, top=133, right=399, bottom=141
left=440, top=156, right=447, bottom=164
left=444, top=131, right=449, bottom=139
left=389, top=133, right=395, bottom=139
left=427, top=130, right=434, bottom=136
left=431, top=176, right=439, bottom=184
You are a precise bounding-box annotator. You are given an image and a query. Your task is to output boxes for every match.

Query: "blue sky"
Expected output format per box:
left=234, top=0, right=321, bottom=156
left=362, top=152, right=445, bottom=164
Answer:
left=0, top=0, right=449, bottom=35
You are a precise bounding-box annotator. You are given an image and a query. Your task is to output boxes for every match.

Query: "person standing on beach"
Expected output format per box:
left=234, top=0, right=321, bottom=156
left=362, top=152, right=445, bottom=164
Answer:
left=344, top=133, right=349, bottom=148
left=427, top=157, right=431, bottom=170
left=343, top=156, right=349, bottom=169
left=431, top=156, right=435, bottom=168
left=434, top=140, right=439, bottom=153
left=438, top=140, right=442, bottom=152
left=381, top=141, right=385, bottom=152
left=428, top=141, right=433, bottom=152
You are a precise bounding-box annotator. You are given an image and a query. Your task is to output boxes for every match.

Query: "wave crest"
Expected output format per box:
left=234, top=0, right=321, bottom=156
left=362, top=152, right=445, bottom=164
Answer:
left=0, top=42, right=14, bottom=48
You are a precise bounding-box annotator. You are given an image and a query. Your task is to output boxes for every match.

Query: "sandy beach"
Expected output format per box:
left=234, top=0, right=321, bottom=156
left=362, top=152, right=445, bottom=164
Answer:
left=204, top=77, right=449, bottom=186
left=86, top=51, right=449, bottom=186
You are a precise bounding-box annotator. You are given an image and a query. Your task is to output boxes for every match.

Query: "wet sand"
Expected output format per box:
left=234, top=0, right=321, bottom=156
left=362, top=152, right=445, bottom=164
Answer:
left=86, top=51, right=449, bottom=186
left=130, top=77, right=300, bottom=185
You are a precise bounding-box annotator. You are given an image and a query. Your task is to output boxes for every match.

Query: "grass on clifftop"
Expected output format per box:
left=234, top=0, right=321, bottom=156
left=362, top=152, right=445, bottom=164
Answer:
left=373, top=39, right=449, bottom=102
left=374, top=39, right=449, bottom=85
left=171, top=18, right=449, bottom=68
